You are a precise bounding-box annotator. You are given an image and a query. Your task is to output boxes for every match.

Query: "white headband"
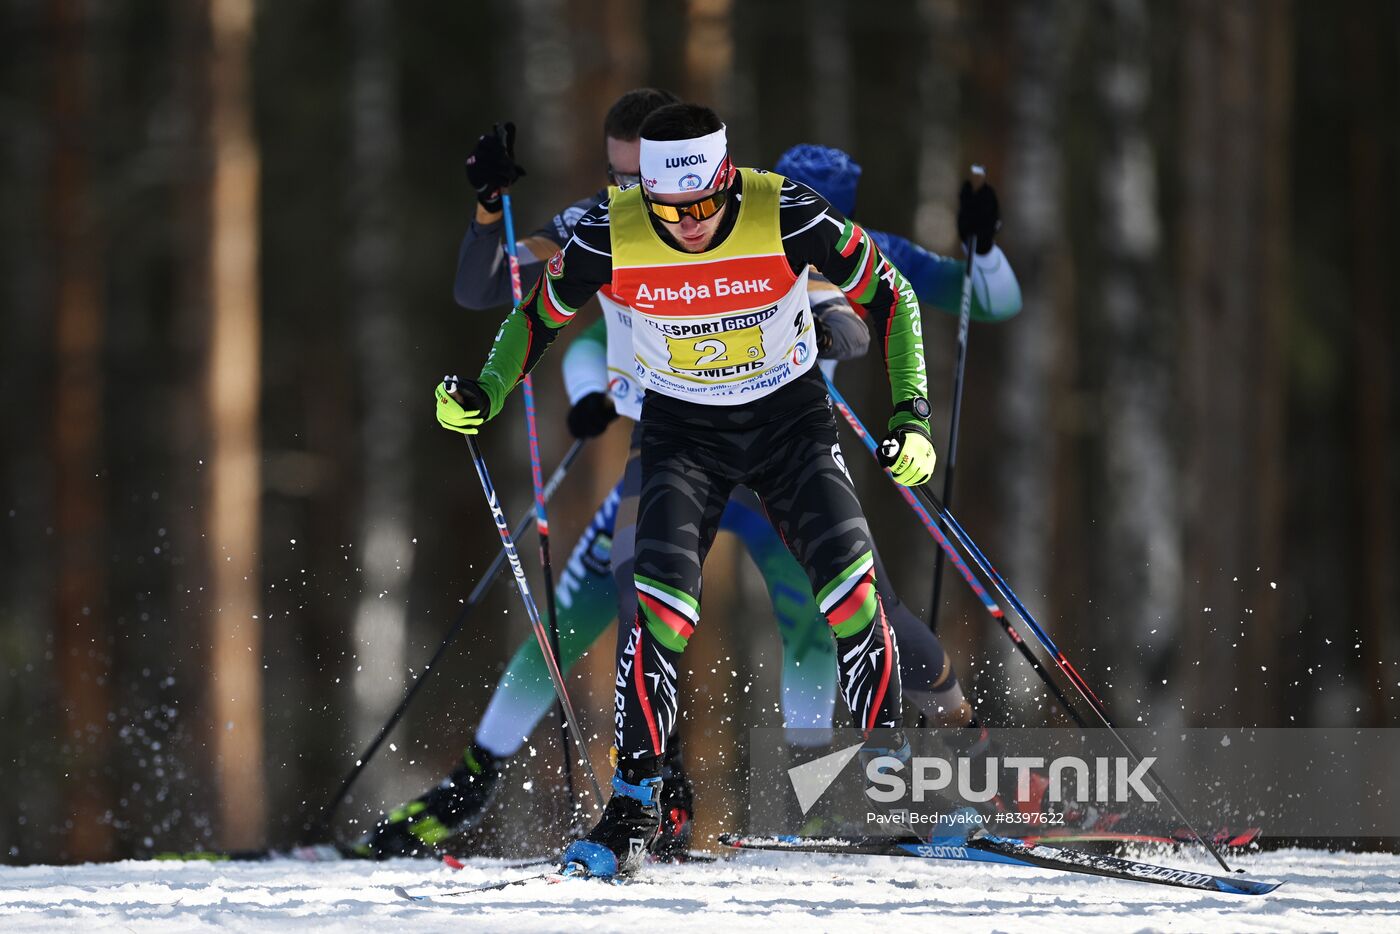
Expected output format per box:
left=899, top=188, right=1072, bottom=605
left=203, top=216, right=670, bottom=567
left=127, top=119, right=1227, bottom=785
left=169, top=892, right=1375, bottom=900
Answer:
left=639, top=126, right=729, bottom=194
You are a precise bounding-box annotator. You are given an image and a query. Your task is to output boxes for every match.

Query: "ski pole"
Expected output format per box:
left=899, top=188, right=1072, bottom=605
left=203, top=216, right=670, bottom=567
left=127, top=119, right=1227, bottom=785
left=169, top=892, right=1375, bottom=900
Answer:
left=500, top=175, right=577, bottom=823
left=821, top=384, right=1235, bottom=874
left=823, top=376, right=1084, bottom=726
left=302, top=438, right=586, bottom=843
left=451, top=392, right=605, bottom=813
left=928, top=164, right=984, bottom=634
left=912, top=486, right=1234, bottom=873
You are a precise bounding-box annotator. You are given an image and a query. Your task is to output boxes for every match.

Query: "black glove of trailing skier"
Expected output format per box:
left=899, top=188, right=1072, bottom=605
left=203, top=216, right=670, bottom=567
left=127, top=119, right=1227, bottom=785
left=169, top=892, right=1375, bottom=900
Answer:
left=812, top=309, right=833, bottom=356
left=957, top=173, right=999, bottom=255
left=465, top=122, right=527, bottom=213
left=566, top=391, right=618, bottom=439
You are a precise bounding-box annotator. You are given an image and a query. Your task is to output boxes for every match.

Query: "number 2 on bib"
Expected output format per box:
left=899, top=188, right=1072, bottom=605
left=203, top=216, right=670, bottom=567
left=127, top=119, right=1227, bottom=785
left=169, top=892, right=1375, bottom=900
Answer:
left=694, top=338, right=727, bottom=366
left=665, top=324, right=764, bottom=372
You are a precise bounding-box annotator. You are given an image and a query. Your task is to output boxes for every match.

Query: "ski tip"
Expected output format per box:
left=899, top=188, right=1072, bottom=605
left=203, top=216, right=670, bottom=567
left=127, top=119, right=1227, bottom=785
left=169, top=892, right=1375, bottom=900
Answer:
left=1221, top=877, right=1284, bottom=896
left=391, top=885, right=425, bottom=902
left=441, top=854, right=465, bottom=870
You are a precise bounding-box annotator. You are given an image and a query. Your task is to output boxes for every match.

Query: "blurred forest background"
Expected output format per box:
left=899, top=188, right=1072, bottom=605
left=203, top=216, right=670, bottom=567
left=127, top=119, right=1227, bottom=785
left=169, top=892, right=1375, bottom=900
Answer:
left=2, top=0, right=1398, bottom=865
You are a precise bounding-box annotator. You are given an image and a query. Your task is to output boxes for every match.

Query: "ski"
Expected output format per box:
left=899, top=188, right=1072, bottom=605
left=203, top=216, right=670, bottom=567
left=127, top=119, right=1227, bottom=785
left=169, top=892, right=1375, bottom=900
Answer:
left=656, top=850, right=725, bottom=864
left=395, top=862, right=647, bottom=901
left=394, top=870, right=563, bottom=901
left=968, top=831, right=1280, bottom=894
left=156, top=844, right=565, bottom=871
left=1022, top=827, right=1262, bottom=850
left=439, top=850, right=722, bottom=872
left=718, top=830, right=1282, bottom=896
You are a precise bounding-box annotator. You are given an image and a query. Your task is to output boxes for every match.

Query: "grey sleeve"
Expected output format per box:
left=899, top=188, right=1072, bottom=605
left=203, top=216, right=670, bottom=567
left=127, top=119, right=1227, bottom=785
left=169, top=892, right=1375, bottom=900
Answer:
left=813, top=296, right=871, bottom=361
left=452, top=191, right=603, bottom=310
left=452, top=217, right=549, bottom=310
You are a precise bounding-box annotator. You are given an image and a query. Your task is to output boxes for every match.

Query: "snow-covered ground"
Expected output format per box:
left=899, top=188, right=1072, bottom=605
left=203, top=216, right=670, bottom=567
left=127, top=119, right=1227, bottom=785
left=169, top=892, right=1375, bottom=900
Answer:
left=0, top=848, right=1395, bottom=933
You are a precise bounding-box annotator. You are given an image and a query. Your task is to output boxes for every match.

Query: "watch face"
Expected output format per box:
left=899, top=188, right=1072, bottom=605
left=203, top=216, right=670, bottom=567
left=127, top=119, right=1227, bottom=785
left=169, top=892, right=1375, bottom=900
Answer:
left=912, top=397, right=931, bottom=419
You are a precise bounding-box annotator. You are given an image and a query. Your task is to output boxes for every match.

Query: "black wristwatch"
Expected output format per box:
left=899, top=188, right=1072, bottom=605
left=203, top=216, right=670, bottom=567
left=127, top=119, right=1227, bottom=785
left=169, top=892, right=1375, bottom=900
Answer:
left=894, top=396, right=932, bottom=421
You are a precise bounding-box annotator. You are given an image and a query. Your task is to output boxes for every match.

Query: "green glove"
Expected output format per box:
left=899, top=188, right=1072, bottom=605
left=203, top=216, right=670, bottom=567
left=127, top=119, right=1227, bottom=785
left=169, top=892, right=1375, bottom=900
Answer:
left=435, top=376, right=487, bottom=435
left=878, top=424, right=936, bottom=487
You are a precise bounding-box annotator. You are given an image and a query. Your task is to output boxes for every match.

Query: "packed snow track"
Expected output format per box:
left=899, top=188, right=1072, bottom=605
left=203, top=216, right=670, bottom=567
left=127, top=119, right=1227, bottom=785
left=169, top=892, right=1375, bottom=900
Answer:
left=0, top=848, right=1395, bottom=932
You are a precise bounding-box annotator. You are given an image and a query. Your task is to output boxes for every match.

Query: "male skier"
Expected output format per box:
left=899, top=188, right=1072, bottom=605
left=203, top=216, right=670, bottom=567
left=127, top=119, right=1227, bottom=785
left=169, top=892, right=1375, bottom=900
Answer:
left=360, top=89, right=871, bottom=859
left=436, top=103, right=937, bottom=877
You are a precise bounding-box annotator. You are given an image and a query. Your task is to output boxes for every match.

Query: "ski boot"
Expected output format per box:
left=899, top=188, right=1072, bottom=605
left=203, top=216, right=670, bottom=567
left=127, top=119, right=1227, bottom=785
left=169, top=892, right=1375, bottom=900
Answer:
left=354, top=742, right=503, bottom=859
left=860, top=732, right=918, bottom=838
left=561, top=757, right=661, bottom=879
left=651, top=742, right=695, bottom=861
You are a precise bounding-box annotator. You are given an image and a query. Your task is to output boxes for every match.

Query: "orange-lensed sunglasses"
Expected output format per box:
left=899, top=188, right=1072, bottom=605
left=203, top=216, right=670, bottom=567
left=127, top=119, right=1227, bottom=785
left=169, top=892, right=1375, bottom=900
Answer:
left=643, top=185, right=730, bottom=224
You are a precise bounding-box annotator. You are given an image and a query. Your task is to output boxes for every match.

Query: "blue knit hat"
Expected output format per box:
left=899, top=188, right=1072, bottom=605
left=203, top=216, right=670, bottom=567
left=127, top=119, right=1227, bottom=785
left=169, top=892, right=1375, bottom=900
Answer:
left=774, top=144, right=862, bottom=217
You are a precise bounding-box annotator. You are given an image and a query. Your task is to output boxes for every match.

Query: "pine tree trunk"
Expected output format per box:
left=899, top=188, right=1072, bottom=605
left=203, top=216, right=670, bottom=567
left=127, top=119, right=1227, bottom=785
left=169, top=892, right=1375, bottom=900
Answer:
left=684, top=0, right=733, bottom=107
left=913, top=0, right=961, bottom=250
left=170, top=0, right=218, bottom=849
left=1344, top=0, right=1395, bottom=725
left=1250, top=0, right=1293, bottom=723
left=204, top=0, right=265, bottom=847
left=1, top=0, right=55, bottom=864
left=997, top=0, right=1077, bottom=723
left=48, top=0, right=113, bottom=862
left=1095, top=0, right=1179, bottom=719
left=346, top=0, right=416, bottom=807
left=1178, top=0, right=1287, bottom=725
left=806, top=0, right=852, bottom=151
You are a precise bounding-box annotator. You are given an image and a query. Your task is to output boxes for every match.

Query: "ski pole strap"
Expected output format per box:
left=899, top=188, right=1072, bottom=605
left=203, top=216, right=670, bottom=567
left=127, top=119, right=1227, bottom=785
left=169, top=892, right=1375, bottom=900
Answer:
left=611, top=772, right=662, bottom=807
